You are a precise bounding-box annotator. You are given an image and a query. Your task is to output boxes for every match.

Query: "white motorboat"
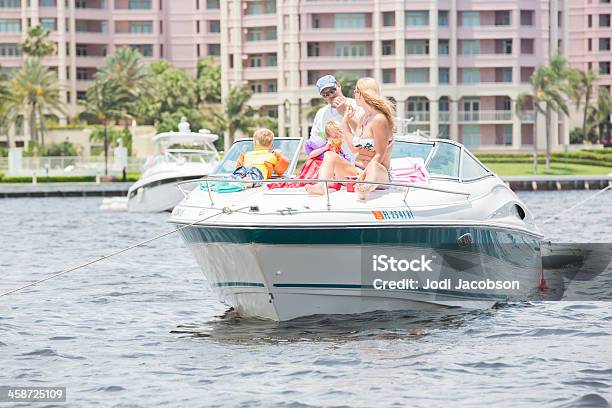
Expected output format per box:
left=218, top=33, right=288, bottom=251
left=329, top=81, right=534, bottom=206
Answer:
left=169, top=135, right=544, bottom=321
left=127, top=120, right=219, bottom=213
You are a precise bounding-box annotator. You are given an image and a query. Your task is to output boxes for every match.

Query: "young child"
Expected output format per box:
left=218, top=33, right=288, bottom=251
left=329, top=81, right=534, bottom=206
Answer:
left=268, top=120, right=350, bottom=189
left=234, top=128, right=289, bottom=186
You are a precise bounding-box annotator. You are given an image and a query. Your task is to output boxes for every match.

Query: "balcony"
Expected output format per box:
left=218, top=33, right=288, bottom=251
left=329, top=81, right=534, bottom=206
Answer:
left=458, top=110, right=512, bottom=122
left=518, top=111, right=535, bottom=122
left=406, top=111, right=430, bottom=122
left=439, top=112, right=451, bottom=122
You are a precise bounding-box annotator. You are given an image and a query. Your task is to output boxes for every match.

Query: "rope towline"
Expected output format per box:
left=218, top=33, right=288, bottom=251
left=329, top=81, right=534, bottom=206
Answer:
left=541, top=185, right=611, bottom=225
left=0, top=206, right=248, bottom=298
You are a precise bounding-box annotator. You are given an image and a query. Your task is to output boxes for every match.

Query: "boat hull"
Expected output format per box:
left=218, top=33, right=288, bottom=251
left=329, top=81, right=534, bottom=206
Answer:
left=178, top=225, right=542, bottom=321
left=127, top=176, right=201, bottom=213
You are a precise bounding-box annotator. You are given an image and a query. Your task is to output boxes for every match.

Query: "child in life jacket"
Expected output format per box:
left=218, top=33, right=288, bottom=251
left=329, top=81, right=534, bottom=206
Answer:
left=234, top=128, right=289, bottom=187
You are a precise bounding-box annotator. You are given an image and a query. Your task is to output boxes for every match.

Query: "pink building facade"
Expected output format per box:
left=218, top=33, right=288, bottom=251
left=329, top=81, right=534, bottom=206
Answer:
left=1, top=0, right=611, bottom=150
left=0, top=0, right=221, bottom=131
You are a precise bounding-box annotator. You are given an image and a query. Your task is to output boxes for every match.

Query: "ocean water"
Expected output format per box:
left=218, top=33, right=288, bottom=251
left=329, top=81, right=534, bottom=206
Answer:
left=0, top=191, right=611, bottom=407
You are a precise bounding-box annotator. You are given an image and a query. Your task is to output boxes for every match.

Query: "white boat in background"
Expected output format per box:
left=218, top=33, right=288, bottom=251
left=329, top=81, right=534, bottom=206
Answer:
left=127, top=119, right=219, bottom=213
left=169, top=133, right=544, bottom=321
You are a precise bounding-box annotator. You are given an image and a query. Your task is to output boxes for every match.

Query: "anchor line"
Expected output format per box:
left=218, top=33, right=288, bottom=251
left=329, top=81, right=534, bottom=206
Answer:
left=0, top=206, right=249, bottom=298
left=541, top=185, right=611, bottom=225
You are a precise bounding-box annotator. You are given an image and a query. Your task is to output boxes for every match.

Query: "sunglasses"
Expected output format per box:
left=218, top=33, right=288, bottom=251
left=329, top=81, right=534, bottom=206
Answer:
left=321, top=86, right=337, bottom=98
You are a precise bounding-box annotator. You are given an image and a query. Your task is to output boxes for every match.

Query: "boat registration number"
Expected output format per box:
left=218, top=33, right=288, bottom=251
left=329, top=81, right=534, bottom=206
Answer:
left=372, top=210, right=414, bottom=220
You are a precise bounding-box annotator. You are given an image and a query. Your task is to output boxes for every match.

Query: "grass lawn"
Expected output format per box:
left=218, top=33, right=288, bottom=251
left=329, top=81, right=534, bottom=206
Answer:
left=483, top=161, right=612, bottom=176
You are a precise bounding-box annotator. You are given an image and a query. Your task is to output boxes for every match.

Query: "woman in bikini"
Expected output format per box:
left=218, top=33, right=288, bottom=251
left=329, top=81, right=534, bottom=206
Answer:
left=305, top=77, right=394, bottom=200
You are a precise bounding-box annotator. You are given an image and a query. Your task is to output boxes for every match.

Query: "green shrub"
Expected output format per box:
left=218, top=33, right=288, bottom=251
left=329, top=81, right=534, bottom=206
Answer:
left=0, top=172, right=4, bottom=181
left=1, top=175, right=97, bottom=183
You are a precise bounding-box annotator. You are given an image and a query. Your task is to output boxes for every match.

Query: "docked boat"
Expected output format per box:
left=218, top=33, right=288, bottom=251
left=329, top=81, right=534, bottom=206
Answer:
left=127, top=120, right=219, bottom=212
left=169, top=135, right=544, bottom=321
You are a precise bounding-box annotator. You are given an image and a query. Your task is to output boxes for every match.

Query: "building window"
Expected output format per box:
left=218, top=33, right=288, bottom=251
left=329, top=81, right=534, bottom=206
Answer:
left=335, top=42, right=366, bottom=57
left=382, top=68, right=395, bottom=84
left=599, top=61, right=611, bottom=75
left=207, top=43, right=220, bottom=56
left=406, top=68, right=429, bottom=83
left=40, top=18, right=57, bottom=31
left=307, top=42, right=319, bottom=57
left=76, top=44, right=88, bottom=56
left=599, top=38, right=611, bottom=51
left=247, top=28, right=261, bottom=41
left=382, top=11, right=394, bottom=27
left=588, top=38, right=592, bottom=51
left=128, top=0, right=151, bottom=9
left=496, top=67, right=513, bottom=82
left=0, top=43, right=20, bottom=56
left=249, top=55, right=262, bottom=67
left=462, top=11, right=480, bottom=27
left=40, top=0, right=55, bottom=7
left=520, top=39, right=534, bottom=54
left=461, top=40, right=480, bottom=55
left=267, top=53, right=277, bottom=66
left=520, top=10, right=534, bottom=26
left=462, top=68, right=480, bottom=83
left=600, top=14, right=611, bottom=27
left=130, top=44, right=153, bottom=57
left=405, top=11, right=429, bottom=27
left=128, top=21, right=153, bottom=34
left=521, top=67, right=535, bottom=82
left=438, top=10, right=448, bottom=26
left=381, top=40, right=394, bottom=56
left=438, top=39, right=449, bottom=55
left=0, top=19, right=21, bottom=32
left=502, top=96, right=512, bottom=111
left=588, top=15, right=593, bottom=28
left=334, top=13, right=366, bottom=29
left=495, top=11, right=511, bottom=26
left=499, top=39, right=512, bottom=54
left=266, top=27, right=277, bottom=40
left=209, top=20, right=220, bottom=33
left=206, top=0, right=220, bottom=9
left=267, top=80, right=277, bottom=93
left=405, top=39, right=429, bottom=55
left=439, top=68, right=449, bottom=84
left=250, top=81, right=263, bottom=93
left=0, top=0, right=21, bottom=8
left=76, top=68, right=90, bottom=80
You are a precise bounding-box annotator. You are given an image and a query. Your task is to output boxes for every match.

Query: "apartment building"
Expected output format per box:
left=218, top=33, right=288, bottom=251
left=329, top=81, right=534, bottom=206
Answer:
left=568, top=0, right=612, bottom=91
left=2, top=1, right=611, bottom=150
left=0, top=0, right=221, bottom=143
left=221, top=0, right=577, bottom=151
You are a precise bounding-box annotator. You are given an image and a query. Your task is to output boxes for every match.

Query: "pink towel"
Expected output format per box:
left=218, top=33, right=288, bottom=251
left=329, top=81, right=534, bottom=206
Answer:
left=390, top=157, right=430, bottom=184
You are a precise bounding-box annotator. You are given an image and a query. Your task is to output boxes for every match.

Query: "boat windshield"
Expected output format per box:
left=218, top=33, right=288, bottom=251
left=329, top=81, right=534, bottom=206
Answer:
left=391, top=141, right=433, bottom=162
left=212, top=138, right=303, bottom=176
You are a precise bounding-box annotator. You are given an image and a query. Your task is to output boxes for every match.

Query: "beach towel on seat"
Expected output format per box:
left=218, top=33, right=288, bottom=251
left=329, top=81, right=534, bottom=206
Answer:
left=390, top=157, right=430, bottom=185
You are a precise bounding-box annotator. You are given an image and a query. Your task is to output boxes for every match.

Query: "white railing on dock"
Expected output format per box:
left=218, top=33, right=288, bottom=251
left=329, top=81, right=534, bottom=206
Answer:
left=5, top=156, right=145, bottom=177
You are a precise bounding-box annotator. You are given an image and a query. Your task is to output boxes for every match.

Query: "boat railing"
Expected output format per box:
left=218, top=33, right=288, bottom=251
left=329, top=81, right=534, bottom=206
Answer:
left=177, top=176, right=471, bottom=210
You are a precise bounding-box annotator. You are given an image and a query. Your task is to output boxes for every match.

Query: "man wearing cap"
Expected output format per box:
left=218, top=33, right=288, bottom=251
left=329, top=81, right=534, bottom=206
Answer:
left=310, top=75, right=363, bottom=158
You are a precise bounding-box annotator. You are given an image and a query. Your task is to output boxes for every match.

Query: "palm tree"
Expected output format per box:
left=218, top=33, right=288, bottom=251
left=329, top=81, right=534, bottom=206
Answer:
left=516, top=54, right=570, bottom=173
left=7, top=59, right=65, bottom=147
left=216, top=86, right=258, bottom=151
left=80, top=79, right=129, bottom=175
left=542, top=54, right=571, bottom=169
left=0, top=71, right=10, bottom=146
left=96, top=47, right=148, bottom=127
left=19, top=25, right=56, bottom=58
left=568, top=69, right=598, bottom=143
left=588, top=87, right=612, bottom=143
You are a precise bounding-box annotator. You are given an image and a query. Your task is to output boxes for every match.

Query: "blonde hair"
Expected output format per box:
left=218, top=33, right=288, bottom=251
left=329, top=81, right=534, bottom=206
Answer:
left=325, top=120, right=343, bottom=139
left=355, top=77, right=394, bottom=128
left=253, top=128, right=274, bottom=148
